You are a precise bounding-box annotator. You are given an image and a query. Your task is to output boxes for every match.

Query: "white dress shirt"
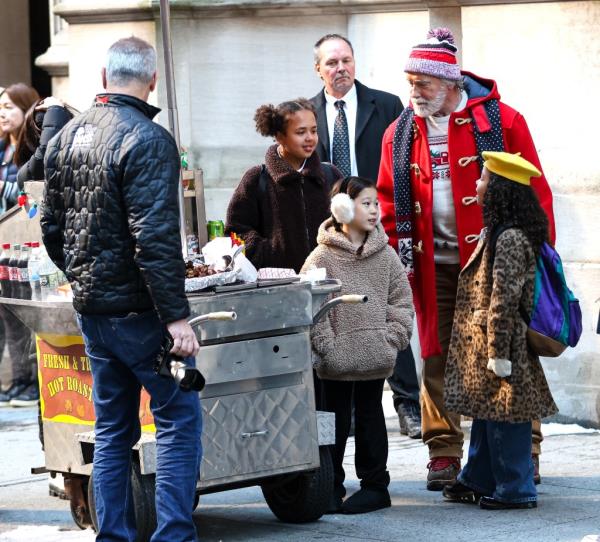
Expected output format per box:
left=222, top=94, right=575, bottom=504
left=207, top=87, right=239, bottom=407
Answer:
left=324, top=84, right=358, bottom=177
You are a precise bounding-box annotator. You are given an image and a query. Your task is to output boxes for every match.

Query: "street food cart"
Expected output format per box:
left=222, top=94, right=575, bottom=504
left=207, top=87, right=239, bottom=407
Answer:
left=1, top=276, right=356, bottom=538
left=0, top=183, right=363, bottom=535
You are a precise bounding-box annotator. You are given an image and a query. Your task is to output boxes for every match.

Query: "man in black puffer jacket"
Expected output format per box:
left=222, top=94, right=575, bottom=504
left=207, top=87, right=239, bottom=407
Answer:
left=42, top=37, right=201, bottom=542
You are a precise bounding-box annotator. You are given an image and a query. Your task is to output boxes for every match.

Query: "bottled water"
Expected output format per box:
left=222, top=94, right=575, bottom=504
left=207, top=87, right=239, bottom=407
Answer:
left=28, top=242, right=43, bottom=301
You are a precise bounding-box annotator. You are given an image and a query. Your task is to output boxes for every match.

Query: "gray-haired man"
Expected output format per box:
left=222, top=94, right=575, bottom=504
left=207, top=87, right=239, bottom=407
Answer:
left=42, top=37, right=201, bottom=541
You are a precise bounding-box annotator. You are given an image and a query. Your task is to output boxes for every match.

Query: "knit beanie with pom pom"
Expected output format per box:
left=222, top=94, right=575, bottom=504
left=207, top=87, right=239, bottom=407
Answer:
left=404, top=27, right=461, bottom=81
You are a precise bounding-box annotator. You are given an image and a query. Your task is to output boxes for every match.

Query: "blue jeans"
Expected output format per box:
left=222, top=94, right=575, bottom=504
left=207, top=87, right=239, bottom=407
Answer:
left=78, top=311, right=202, bottom=542
left=458, top=419, right=536, bottom=504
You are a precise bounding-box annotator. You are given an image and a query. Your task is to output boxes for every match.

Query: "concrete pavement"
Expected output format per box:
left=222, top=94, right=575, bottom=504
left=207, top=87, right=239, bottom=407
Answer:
left=1, top=404, right=599, bottom=542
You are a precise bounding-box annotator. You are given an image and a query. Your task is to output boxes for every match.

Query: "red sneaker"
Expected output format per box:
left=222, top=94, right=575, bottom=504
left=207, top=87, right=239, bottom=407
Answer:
left=427, top=456, right=461, bottom=491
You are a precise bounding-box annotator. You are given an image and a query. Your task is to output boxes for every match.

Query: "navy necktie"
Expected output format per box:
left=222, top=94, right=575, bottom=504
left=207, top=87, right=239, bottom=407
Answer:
left=332, top=100, right=351, bottom=177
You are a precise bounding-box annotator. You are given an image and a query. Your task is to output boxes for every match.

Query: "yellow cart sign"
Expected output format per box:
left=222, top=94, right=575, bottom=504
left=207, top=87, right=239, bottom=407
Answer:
left=37, top=333, right=155, bottom=430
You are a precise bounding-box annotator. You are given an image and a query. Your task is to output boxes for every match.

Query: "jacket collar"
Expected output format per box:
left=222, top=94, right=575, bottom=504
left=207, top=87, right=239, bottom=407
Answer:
left=264, top=144, right=324, bottom=185
left=93, top=93, right=161, bottom=120
left=354, top=80, right=375, bottom=142
left=461, top=228, right=488, bottom=273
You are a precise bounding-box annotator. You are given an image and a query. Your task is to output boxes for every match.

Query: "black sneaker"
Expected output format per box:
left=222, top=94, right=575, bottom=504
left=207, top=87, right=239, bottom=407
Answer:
left=10, top=383, right=40, bottom=407
left=0, top=381, right=29, bottom=407
left=479, top=496, right=537, bottom=510
left=397, top=401, right=422, bottom=439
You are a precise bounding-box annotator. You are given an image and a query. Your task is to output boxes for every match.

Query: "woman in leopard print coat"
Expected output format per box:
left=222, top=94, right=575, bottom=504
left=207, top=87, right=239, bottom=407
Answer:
left=443, top=152, right=557, bottom=510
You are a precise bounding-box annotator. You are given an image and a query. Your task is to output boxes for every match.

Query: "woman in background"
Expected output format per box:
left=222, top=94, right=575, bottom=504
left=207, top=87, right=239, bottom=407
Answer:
left=0, top=83, right=39, bottom=214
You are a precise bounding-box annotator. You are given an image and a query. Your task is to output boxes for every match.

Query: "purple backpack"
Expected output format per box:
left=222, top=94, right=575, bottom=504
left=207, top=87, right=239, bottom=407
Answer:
left=491, top=229, right=582, bottom=357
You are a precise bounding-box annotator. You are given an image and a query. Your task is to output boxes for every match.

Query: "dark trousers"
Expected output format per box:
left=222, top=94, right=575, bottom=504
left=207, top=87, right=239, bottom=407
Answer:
left=322, top=378, right=390, bottom=495
left=0, top=304, right=33, bottom=387
left=78, top=311, right=202, bottom=542
left=387, top=346, right=420, bottom=408
left=459, top=419, right=536, bottom=503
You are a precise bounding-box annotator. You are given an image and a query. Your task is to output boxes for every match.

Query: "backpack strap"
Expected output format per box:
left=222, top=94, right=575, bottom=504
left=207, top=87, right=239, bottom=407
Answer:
left=489, top=225, right=531, bottom=324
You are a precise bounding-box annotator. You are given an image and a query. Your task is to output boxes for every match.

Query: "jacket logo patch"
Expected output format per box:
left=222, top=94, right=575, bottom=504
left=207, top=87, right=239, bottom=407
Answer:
left=71, top=125, right=97, bottom=150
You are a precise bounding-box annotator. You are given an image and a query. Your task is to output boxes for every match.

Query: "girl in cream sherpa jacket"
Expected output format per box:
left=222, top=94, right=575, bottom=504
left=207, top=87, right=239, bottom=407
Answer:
left=301, top=176, right=414, bottom=514
left=302, top=202, right=413, bottom=382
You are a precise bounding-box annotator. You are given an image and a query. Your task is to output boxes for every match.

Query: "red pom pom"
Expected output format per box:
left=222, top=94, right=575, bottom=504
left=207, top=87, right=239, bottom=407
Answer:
left=18, top=193, right=28, bottom=207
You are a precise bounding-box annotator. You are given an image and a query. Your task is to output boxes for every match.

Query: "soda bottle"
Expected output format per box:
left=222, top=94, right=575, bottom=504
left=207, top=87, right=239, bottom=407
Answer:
left=18, top=243, right=32, bottom=300
left=28, top=242, right=43, bottom=301
left=0, top=243, right=12, bottom=298
left=8, top=244, right=22, bottom=299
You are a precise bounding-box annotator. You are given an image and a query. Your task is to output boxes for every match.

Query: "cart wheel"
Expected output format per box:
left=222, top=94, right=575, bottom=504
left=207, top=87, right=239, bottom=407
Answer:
left=69, top=477, right=93, bottom=530
left=261, top=445, right=333, bottom=523
left=88, top=462, right=157, bottom=542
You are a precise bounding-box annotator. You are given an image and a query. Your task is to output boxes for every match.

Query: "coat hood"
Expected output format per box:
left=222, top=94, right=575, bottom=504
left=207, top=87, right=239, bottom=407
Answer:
left=461, top=71, right=501, bottom=106
left=317, top=217, right=390, bottom=258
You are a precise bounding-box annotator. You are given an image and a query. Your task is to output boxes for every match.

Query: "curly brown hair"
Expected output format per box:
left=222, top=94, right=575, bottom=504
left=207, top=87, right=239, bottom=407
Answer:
left=254, top=98, right=316, bottom=137
left=483, top=173, right=549, bottom=256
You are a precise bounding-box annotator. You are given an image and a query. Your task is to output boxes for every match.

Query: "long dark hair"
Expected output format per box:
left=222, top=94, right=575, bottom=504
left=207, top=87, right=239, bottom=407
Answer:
left=13, top=100, right=77, bottom=167
left=483, top=173, right=549, bottom=257
left=331, top=176, right=377, bottom=256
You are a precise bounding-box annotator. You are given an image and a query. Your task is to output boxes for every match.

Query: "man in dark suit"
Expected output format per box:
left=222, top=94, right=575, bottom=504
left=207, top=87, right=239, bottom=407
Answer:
left=310, top=34, right=402, bottom=182
left=310, top=33, right=422, bottom=439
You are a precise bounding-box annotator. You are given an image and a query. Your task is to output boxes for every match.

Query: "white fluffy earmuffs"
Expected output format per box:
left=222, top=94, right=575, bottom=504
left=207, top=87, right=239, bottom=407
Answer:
left=330, top=192, right=354, bottom=224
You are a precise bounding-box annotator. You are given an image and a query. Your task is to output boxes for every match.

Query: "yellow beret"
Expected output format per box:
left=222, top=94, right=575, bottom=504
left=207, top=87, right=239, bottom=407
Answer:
left=482, top=151, right=541, bottom=186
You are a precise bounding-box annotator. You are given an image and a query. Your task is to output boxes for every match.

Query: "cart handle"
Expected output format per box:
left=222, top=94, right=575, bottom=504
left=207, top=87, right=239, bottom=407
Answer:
left=313, top=295, right=368, bottom=324
left=188, top=311, right=237, bottom=328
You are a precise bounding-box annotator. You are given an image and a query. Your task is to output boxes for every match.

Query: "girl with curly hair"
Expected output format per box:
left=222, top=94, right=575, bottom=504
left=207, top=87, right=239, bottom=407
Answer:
left=442, top=151, right=557, bottom=510
left=225, top=99, right=341, bottom=273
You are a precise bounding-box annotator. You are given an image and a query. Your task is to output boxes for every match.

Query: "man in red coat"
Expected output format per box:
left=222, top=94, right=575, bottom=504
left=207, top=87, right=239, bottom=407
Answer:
left=377, top=28, right=555, bottom=490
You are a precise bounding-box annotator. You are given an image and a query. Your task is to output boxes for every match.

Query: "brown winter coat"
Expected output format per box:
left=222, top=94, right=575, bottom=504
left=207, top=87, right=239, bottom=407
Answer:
left=444, top=227, right=558, bottom=422
left=302, top=219, right=414, bottom=381
left=225, top=145, right=337, bottom=273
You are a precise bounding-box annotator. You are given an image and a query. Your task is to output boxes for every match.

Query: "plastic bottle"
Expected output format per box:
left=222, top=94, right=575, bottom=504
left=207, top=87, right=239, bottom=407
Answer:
left=8, top=244, right=22, bottom=299
left=17, top=243, right=32, bottom=300
left=38, top=247, right=59, bottom=301
left=0, top=243, right=11, bottom=298
left=28, top=242, right=43, bottom=301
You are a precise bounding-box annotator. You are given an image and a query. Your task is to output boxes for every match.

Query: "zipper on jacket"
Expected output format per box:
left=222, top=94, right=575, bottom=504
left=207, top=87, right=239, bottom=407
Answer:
left=299, top=177, right=310, bottom=253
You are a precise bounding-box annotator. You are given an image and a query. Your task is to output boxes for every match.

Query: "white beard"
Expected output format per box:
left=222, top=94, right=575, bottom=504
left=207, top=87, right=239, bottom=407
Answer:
left=411, top=87, right=448, bottom=118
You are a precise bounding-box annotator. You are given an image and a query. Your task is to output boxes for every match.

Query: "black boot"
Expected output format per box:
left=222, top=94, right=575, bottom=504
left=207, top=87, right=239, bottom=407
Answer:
left=342, top=488, right=391, bottom=514
left=326, top=484, right=345, bottom=514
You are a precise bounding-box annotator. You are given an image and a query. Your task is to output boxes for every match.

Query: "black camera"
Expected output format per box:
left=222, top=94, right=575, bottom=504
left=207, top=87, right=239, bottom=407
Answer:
left=154, top=333, right=205, bottom=392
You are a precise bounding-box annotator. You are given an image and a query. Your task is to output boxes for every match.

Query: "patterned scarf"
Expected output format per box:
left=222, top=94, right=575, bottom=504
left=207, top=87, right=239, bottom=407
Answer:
left=391, top=98, right=504, bottom=278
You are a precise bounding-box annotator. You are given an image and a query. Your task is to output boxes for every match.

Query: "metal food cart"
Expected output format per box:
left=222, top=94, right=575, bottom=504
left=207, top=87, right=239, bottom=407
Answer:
left=1, top=277, right=362, bottom=538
